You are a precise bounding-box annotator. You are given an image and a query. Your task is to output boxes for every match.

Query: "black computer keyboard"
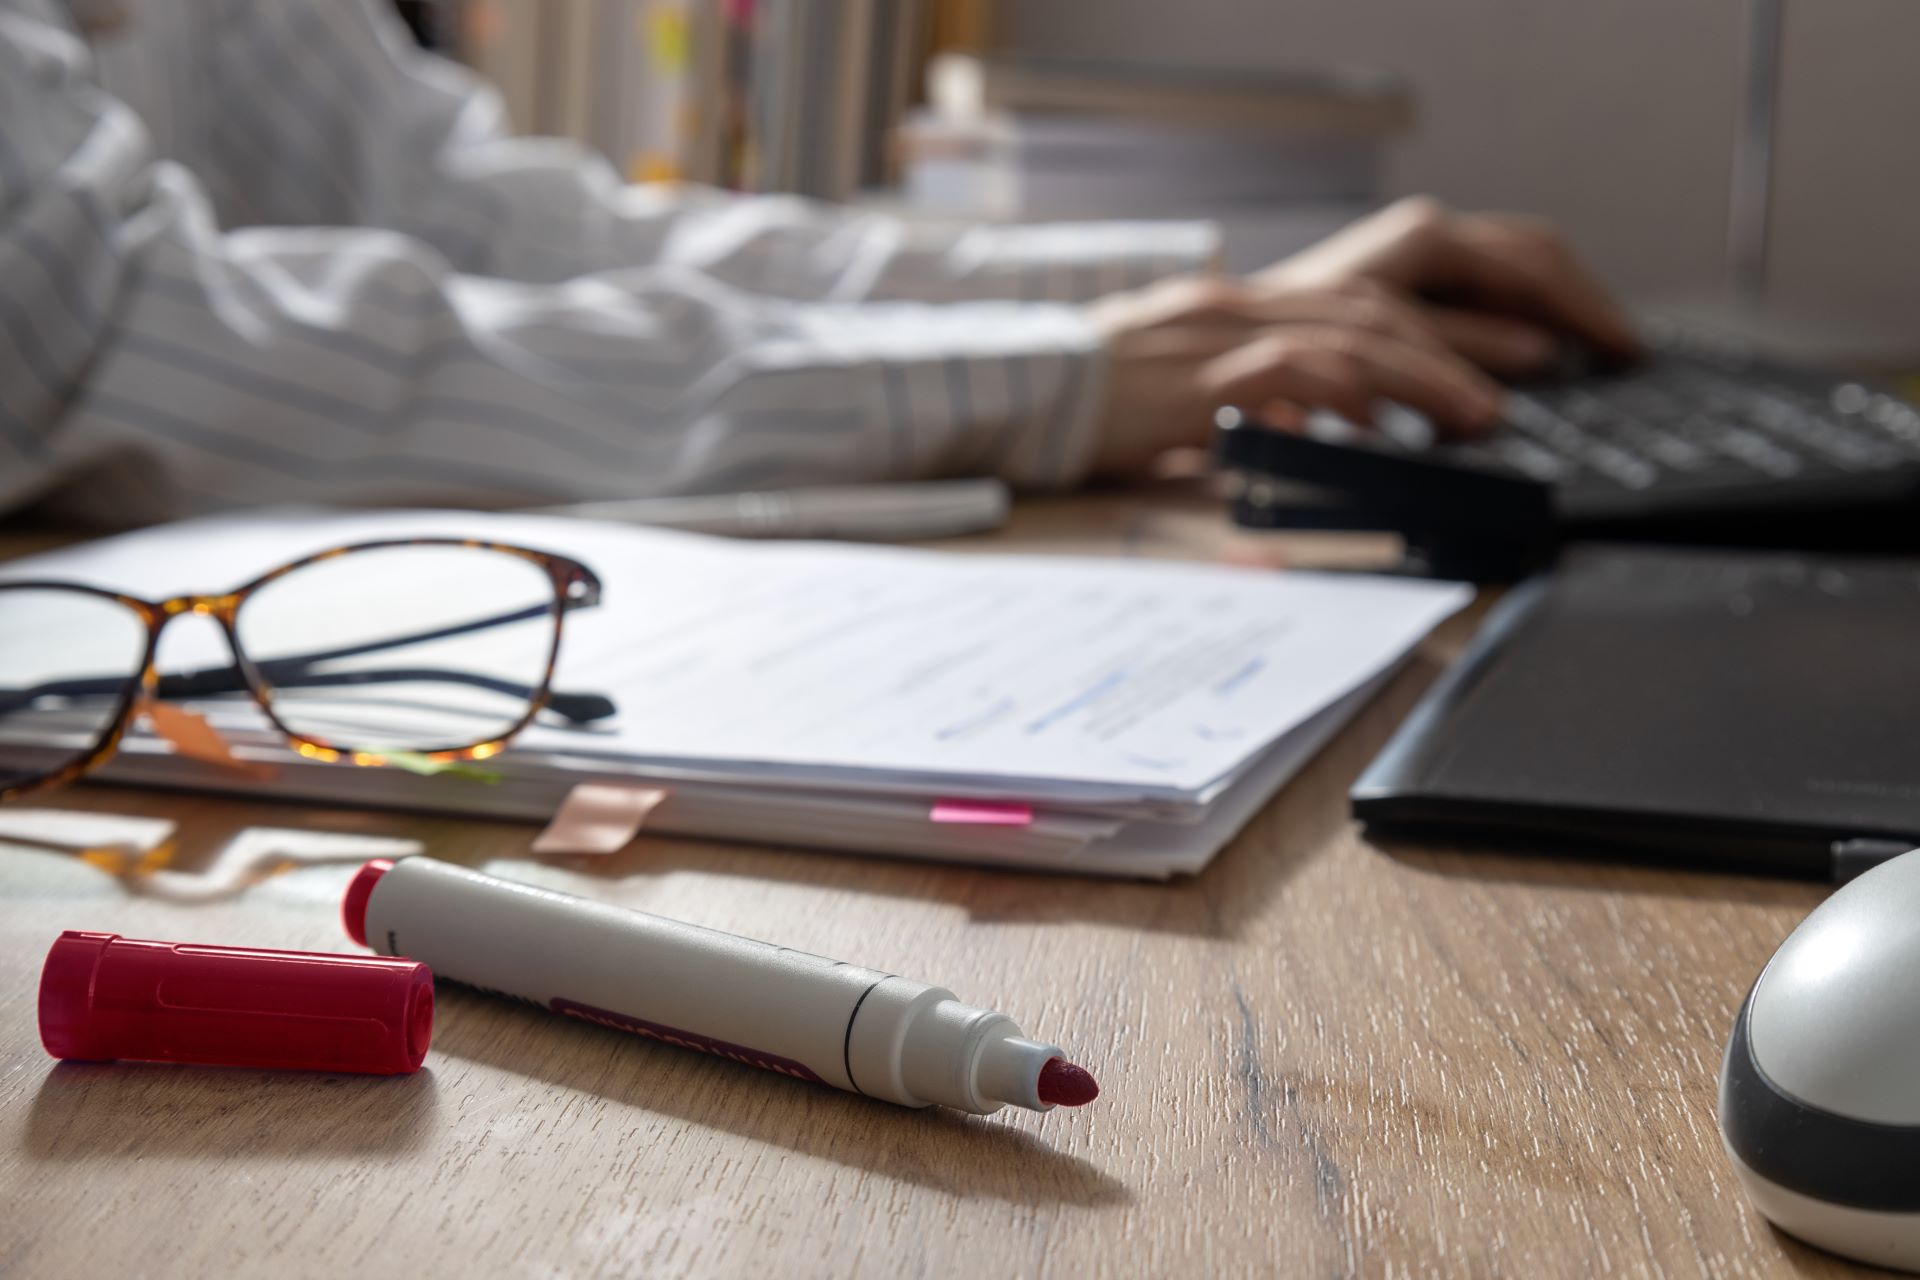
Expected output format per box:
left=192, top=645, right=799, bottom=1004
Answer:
left=1215, top=334, right=1920, bottom=578
left=1459, top=350, right=1920, bottom=513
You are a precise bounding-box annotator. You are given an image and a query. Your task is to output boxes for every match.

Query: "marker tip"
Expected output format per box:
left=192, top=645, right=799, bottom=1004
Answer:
left=1036, top=1057, right=1100, bottom=1107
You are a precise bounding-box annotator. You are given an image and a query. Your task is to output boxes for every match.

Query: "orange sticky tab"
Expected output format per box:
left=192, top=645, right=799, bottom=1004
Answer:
left=531, top=783, right=669, bottom=855
left=144, top=703, right=279, bottom=781
left=930, top=800, right=1034, bottom=827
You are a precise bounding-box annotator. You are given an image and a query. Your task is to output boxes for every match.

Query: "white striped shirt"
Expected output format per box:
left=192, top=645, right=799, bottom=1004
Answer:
left=0, top=0, right=1217, bottom=524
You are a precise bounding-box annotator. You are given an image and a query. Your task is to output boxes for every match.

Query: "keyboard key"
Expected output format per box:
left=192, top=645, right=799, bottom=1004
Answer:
left=1577, top=440, right=1660, bottom=488
left=1486, top=437, right=1574, bottom=482
left=1831, top=383, right=1872, bottom=416
left=1614, top=424, right=1709, bottom=471
left=1705, top=425, right=1803, bottom=477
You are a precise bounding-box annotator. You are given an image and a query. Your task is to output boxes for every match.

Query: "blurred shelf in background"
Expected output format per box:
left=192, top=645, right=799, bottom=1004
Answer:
left=410, top=1, right=1413, bottom=274
left=440, top=0, right=935, bottom=197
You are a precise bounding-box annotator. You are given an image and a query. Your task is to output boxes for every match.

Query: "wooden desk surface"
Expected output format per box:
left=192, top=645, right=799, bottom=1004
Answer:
left=0, top=490, right=1866, bottom=1278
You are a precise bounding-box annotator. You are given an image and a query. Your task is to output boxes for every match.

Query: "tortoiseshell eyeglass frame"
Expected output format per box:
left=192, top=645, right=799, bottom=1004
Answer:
left=0, top=538, right=606, bottom=804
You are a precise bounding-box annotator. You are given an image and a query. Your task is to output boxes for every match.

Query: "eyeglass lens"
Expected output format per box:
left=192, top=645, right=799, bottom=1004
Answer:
left=0, top=588, right=149, bottom=790
left=232, top=544, right=562, bottom=756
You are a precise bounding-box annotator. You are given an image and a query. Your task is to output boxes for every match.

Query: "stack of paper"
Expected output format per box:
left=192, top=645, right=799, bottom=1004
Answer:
left=0, top=510, right=1467, bottom=878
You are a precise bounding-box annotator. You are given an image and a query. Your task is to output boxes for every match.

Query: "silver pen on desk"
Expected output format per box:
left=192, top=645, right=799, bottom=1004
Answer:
left=523, top=479, right=1011, bottom=541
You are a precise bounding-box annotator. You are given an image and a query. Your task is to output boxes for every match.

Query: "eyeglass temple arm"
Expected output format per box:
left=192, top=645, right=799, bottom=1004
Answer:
left=229, top=597, right=614, bottom=722
left=169, top=665, right=618, bottom=724
left=0, top=668, right=616, bottom=726
left=0, top=599, right=618, bottom=724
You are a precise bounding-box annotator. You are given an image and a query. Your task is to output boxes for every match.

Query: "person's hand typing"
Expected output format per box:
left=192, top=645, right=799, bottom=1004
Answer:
left=1081, top=198, right=1638, bottom=476
left=1083, top=272, right=1505, bottom=477
left=1253, top=196, right=1642, bottom=376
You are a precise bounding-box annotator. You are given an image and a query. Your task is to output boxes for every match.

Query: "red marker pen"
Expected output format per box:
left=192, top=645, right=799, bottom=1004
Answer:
left=343, top=857, right=1098, bottom=1114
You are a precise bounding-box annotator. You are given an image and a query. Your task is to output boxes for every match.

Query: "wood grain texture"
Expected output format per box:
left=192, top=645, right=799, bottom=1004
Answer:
left=0, top=488, right=1879, bottom=1278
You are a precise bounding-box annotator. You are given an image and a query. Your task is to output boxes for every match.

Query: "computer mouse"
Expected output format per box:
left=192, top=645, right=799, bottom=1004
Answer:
left=1719, top=846, right=1920, bottom=1271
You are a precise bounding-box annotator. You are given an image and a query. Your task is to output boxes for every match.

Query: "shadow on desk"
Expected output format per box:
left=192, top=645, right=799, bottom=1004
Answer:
left=24, top=1060, right=440, bottom=1158
left=1372, top=838, right=1831, bottom=911
left=427, top=987, right=1132, bottom=1209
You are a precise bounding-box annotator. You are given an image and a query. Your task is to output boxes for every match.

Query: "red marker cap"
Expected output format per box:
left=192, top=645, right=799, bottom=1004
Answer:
left=341, top=857, right=394, bottom=948
left=38, top=931, right=434, bottom=1075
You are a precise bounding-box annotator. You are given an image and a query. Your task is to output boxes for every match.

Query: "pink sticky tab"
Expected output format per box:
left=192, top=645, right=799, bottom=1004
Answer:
left=532, top=783, right=669, bottom=856
left=929, top=801, right=1034, bottom=827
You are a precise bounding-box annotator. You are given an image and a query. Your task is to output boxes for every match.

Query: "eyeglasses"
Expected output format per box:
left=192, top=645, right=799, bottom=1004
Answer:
left=0, top=538, right=614, bottom=802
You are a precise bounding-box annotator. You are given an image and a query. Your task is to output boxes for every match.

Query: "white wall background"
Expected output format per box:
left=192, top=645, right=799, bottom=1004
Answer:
left=1770, top=0, right=1918, bottom=334
left=994, top=0, right=1920, bottom=353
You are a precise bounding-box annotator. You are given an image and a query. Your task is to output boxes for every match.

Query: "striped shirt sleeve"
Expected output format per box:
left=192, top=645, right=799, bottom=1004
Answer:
left=0, top=0, right=1110, bottom=525
left=164, top=0, right=1220, bottom=303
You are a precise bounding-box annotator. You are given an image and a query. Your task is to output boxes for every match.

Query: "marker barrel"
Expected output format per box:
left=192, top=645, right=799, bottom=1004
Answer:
left=348, top=857, right=1069, bottom=1113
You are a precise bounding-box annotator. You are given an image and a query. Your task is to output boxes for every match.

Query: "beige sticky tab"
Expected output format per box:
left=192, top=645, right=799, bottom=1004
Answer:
left=144, top=702, right=279, bottom=781
left=531, top=783, right=669, bottom=856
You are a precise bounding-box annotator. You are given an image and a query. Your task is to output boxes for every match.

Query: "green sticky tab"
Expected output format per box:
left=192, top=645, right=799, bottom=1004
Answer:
left=383, top=752, right=504, bottom=784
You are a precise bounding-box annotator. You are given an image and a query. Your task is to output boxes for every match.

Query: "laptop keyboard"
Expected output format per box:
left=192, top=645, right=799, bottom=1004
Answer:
left=1444, top=359, right=1920, bottom=494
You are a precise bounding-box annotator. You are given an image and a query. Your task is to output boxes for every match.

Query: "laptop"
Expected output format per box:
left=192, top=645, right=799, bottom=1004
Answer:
left=1351, top=545, right=1920, bottom=880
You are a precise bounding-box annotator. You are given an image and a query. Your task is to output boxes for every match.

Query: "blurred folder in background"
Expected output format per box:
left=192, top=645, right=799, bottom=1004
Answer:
left=458, top=0, right=699, bottom=182
left=898, top=53, right=1415, bottom=272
